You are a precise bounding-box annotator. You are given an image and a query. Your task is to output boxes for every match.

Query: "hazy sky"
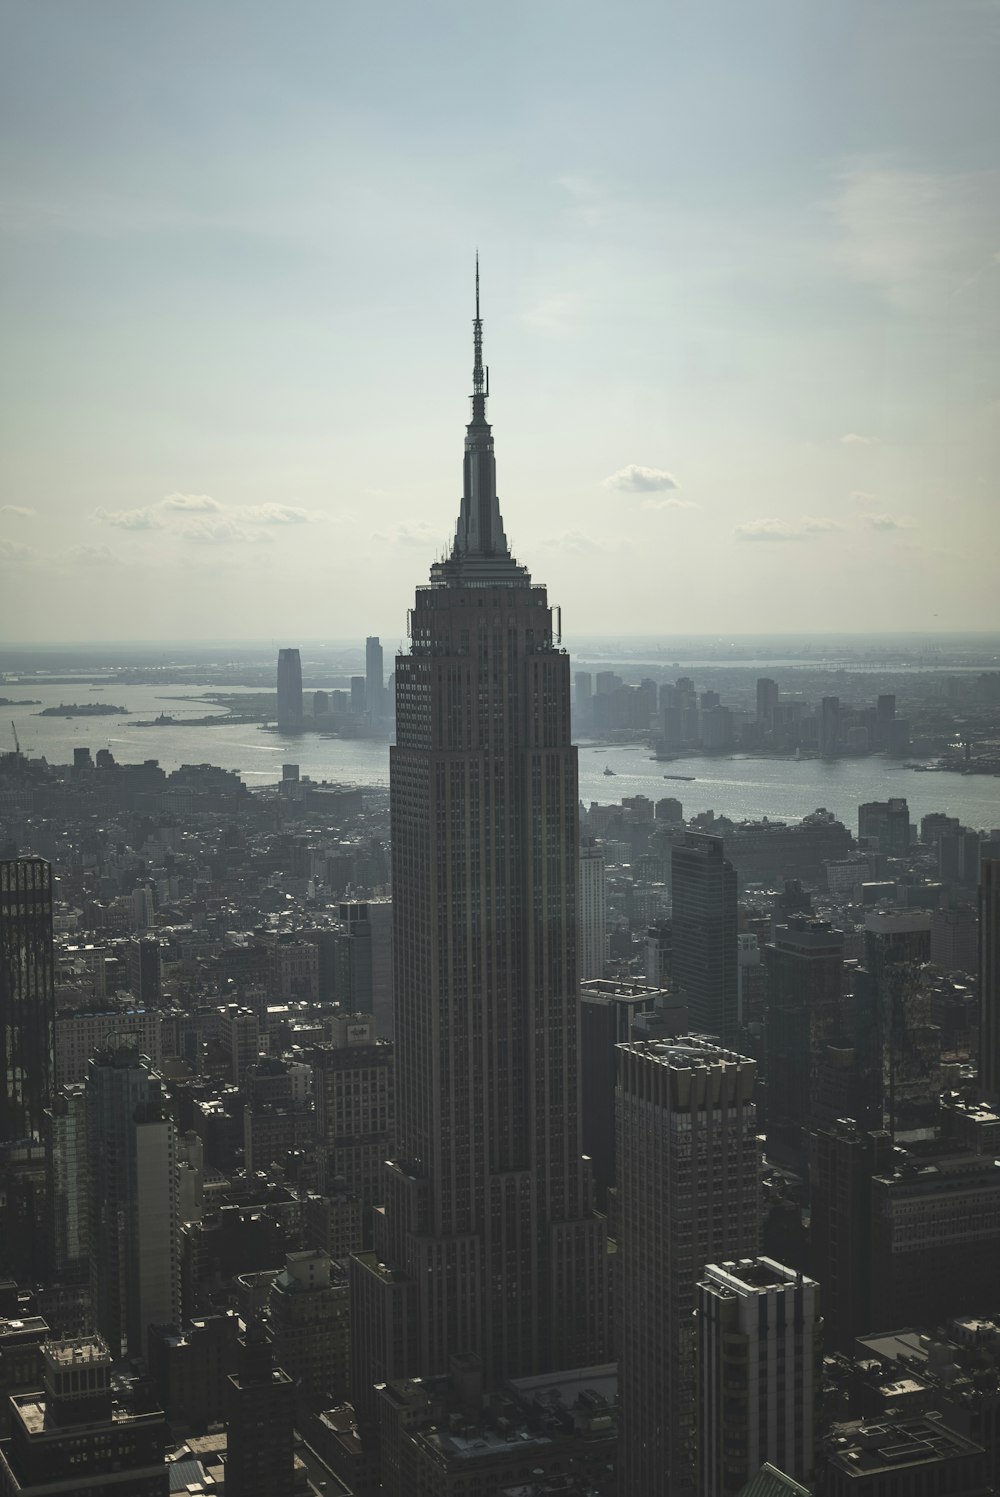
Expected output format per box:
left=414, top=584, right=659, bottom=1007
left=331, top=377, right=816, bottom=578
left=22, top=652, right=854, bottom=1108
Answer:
left=2, top=0, right=999, bottom=642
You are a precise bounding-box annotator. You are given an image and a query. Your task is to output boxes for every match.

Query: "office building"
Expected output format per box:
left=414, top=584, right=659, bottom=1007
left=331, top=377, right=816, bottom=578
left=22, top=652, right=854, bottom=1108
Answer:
left=0, top=1335, right=169, bottom=1496
left=809, top=1120, right=893, bottom=1354
left=352, top=274, right=608, bottom=1416
left=147, top=1312, right=239, bottom=1428
left=276, top=648, right=303, bottom=732
left=980, top=856, right=1000, bottom=1102
left=930, top=905, right=978, bottom=976
left=859, top=799, right=912, bottom=857
left=645, top=919, right=672, bottom=986
left=672, top=832, right=739, bottom=1045
left=756, top=678, right=779, bottom=734
left=126, top=936, right=161, bottom=1005
left=366, top=635, right=384, bottom=718
left=225, top=1320, right=295, bottom=1497
left=86, top=1047, right=180, bottom=1361
left=1, top=857, right=55, bottom=1144
left=617, top=1036, right=761, bottom=1497
left=820, top=696, right=840, bottom=756
left=765, top=918, right=845, bottom=1157
left=267, top=1249, right=350, bottom=1409
left=696, top=1257, right=821, bottom=1497
left=336, top=901, right=374, bottom=1010
left=578, top=978, right=683, bottom=1208
left=822, top=1414, right=990, bottom=1497
left=313, top=1015, right=393, bottom=1246
left=578, top=840, right=607, bottom=981
left=44, top=1083, right=89, bottom=1285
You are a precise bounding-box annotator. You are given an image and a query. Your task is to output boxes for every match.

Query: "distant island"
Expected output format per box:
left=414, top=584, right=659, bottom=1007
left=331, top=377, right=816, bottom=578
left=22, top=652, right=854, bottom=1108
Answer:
left=36, top=702, right=128, bottom=717
left=0, top=697, right=41, bottom=706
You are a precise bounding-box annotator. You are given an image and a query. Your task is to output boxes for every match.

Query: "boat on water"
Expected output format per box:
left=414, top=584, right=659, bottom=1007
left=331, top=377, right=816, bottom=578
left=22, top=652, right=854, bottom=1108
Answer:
left=603, top=765, right=616, bottom=776
left=663, top=773, right=696, bottom=781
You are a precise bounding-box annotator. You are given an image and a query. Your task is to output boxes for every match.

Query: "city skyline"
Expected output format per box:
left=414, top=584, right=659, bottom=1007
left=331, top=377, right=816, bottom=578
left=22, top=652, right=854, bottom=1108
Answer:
left=2, top=1, right=999, bottom=641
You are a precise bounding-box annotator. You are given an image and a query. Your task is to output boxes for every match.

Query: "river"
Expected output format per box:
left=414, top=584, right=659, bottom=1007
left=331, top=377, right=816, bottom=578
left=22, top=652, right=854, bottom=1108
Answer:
left=6, top=680, right=998, bottom=833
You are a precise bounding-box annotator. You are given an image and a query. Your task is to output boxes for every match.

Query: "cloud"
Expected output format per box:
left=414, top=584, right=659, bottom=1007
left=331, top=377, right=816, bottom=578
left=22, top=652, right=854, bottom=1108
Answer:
left=640, top=497, right=699, bottom=512
left=603, top=465, right=679, bottom=493
left=95, top=505, right=161, bottom=530
left=160, top=492, right=224, bottom=513
left=840, top=433, right=878, bottom=447
left=239, top=503, right=315, bottom=525
left=0, top=539, right=34, bottom=562
left=181, top=518, right=271, bottom=545
left=0, top=504, right=35, bottom=517
left=540, top=530, right=601, bottom=553
left=735, top=517, right=841, bottom=542
left=372, top=521, right=444, bottom=548
left=520, top=291, right=583, bottom=334
left=863, top=512, right=914, bottom=531
left=850, top=490, right=879, bottom=504
left=70, top=544, right=120, bottom=564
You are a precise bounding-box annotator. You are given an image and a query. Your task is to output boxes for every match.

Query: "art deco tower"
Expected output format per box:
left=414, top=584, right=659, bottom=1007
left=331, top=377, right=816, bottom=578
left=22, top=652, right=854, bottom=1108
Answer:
left=351, top=268, right=608, bottom=1414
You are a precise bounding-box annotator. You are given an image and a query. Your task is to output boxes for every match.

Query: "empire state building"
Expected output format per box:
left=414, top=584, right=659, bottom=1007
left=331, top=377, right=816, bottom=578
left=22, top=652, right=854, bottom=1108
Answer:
left=351, top=270, right=609, bottom=1413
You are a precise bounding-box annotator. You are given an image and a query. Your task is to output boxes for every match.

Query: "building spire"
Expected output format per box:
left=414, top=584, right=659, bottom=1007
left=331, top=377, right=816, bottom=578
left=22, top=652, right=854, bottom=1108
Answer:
left=433, top=258, right=528, bottom=584
left=471, top=251, right=488, bottom=425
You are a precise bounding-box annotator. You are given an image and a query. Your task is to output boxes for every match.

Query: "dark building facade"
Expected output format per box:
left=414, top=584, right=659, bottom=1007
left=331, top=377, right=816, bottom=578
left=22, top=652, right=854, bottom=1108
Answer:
left=671, top=833, right=738, bottom=1045
left=809, top=1119, right=892, bottom=1354
left=352, top=275, right=608, bottom=1418
left=225, top=1321, right=295, bottom=1497
left=981, top=856, right=1000, bottom=1102
left=0, top=857, right=55, bottom=1144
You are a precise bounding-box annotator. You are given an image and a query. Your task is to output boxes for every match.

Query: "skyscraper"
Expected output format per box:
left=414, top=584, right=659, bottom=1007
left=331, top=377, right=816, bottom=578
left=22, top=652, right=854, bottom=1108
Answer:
left=0, top=856, right=55, bottom=1144
left=980, top=856, right=1000, bottom=1102
left=764, top=917, right=845, bottom=1159
left=577, top=840, right=607, bottom=981
left=276, top=648, right=303, bottom=732
left=696, top=1257, right=821, bottom=1497
left=226, top=1320, right=295, bottom=1497
left=756, top=677, right=779, bottom=734
left=86, top=1047, right=180, bottom=1361
left=365, top=635, right=384, bottom=718
left=671, top=832, right=738, bottom=1045
left=351, top=268, right=608, bottom=1418
left=617, top=1037, right=761, bottom=1497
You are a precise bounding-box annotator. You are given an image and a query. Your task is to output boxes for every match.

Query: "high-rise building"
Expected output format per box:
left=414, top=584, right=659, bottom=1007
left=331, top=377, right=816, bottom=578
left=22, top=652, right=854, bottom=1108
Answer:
left=86, top=1047, right=180, bottom=1361
left=617, top=1037, right=761, bottom=1497
left=1, top=857, right=55, bottom=1144
left=0, top=1335, right=169, bottom=1496
left=276, top=648, right=303, bottom=732
left=809, top=1119, right=892, bottom=1354
left=578, top=979, right=684, bottom=1209
left=756, top=678, right=779, bottom=734
left=765, top=918, right=845, bottom=1157
left=335, top=901, right=374, bottom=1010
left=225, top=1320, right=295, bottom=1497
left=366, top=635, right=384, bottom=718
left=696, top=1257, right=821, bottom=1497
left=859, top=798, right=911, bottom=857
left=578, top=840, right=607, bottom=981
left=979, top=857, right=1000, bottom=1102
left=44, top=1083, right=89, bottom=1285
left=819, top=696, right=840, bottom=757
left=671, top=833, right=738, bottom=1045
left=351, top=271, right=608, bottom=1420
left=313, top=1015, right=393, bottom=1248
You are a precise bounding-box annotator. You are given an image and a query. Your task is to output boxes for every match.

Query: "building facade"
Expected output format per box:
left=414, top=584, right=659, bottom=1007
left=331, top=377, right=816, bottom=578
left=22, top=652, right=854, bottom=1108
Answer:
left=351, top=275, right=608, bottom=1419
left=0, top=857, right=55, bottom=1144
left=671, top=833, right=738, bottom=1045
left=696, top=1257, right=821, bottom=1497
left=276, top=648, right=303, bottom=732
left=616, top=1036, right=760, bottom=1497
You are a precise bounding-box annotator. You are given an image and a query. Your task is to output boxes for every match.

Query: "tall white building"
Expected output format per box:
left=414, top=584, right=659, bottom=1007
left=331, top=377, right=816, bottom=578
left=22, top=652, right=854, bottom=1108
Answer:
left=617, top=1036, right=760, bottom=1497
left=696, top=1257, right=821, bottom=1497
left=578, top=841, right=607, bottom=981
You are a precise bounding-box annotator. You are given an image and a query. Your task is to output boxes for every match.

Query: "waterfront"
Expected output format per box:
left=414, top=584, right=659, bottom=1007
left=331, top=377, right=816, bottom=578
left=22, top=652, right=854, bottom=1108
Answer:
left=7, top=681, right=999, bottom=832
